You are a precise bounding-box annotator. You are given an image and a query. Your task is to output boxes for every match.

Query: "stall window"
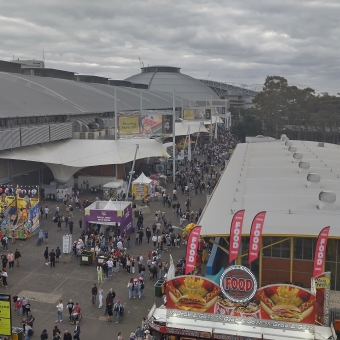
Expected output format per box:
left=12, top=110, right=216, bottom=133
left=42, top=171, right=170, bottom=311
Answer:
left=294, top=238, right=303, bottom=259
left=271, top=237, right=281, bottom=257
left=303, top=238, right=314, bottom=260
left=281, top=239, right=290, bottom=258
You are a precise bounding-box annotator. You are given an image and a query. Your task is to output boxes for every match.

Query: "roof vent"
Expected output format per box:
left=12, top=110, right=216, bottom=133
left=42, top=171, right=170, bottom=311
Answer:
left=317, top=191, right=336, bottom=210
left=292, top=153, right=303, bottom=162
left=318, top=142, right=324, bottom=147
left=288, top=147, right=297, bottom=155
left=285, top=141, right=292, bottom=147
left=307, top=173, right=321, bottom=188
left=298, top=161, right=310, bottom=173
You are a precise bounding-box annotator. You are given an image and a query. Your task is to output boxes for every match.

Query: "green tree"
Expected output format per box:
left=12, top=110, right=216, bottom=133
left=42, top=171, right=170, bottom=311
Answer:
left=231, top=112, right=262, bottom=142
left=253, top=76, right=289, bottom=139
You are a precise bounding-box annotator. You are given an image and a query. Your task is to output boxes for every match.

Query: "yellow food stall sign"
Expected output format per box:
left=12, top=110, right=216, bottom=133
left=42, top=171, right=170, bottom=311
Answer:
left=0, top=294, right=11, bottom=336
left=119, top=116, right=140, bottom=135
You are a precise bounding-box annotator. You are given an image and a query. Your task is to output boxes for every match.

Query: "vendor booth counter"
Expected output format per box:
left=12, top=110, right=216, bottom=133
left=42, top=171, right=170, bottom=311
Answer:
left=84, top=200, right=133, bottom=237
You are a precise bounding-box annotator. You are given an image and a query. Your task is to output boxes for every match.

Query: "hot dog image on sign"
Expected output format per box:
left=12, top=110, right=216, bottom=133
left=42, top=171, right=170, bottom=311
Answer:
left=166, top=276, right=221, bottom=312
left=256, top=284, right=316, bottom=324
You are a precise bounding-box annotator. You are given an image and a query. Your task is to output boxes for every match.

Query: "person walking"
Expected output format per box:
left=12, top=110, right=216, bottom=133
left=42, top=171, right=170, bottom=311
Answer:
left=37, top=230, right=44, bottom=245
left=63, top=330, right=72, bottom=340
left=1, top=254, right=8, bottom=269
left=56, top=247, right=61, bottom=263
left=44, top=229, right=49, bottom=244
left=44, top=247, right=49, bottom=265
left=64, top=216, right=69, bottom=230
left=91, top=283, right=97, bottom=306
left=7, top=251, right=14, bottom=270
left=1, top=269, right=8, bottom=287
left=2, top=235, right=8, bottom=251
left=66, top=299, right=74, bottom=321
left=49, top=249, right=56, bottom=268
left=14, top=249, right=21, bottom=267
left=118, top=332, right=124, bottom=340
left=127, top=278, right=134, bottom=299
left=135, top=327, right=143, bottom=340
left=16, top=297, right=22, bottom=317
left=106, top=301, right=113, bottom=323
left=56, top=300, right=63, bottom=323
left=97, top=264, right=103, bottom=283
left=69, top=219, right=74, bottom=235
left=44, top=205, right=49, bottom=219
left=98, top=286, right=103, bottom=309
left=114, top=299, right=123, bottom=323
left=40, top=329, right=49, bottom=340
left=73, top=321, right=80, bottom=340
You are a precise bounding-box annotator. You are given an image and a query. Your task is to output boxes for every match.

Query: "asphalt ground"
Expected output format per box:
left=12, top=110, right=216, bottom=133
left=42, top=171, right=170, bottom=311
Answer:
left=8, top=175, right=208, bottom=339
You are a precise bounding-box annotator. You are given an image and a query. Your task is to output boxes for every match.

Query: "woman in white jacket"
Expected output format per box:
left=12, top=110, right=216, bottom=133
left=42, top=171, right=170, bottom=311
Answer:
left=98, top=287, right=103, bottom=309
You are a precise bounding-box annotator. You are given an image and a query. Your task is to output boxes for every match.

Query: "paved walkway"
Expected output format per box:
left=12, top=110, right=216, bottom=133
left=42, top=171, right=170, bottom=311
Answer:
left=8, top=175, right=208, bottom=339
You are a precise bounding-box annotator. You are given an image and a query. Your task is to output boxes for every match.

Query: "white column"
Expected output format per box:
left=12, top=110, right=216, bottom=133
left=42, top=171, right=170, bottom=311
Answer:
left=173, top=90, right=176, bottom=183
left=114, top=87, right=118, bottom=141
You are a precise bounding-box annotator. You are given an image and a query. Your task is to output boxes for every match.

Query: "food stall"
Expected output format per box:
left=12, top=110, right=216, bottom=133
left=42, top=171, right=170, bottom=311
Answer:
left=0, top=186, right=41, bottom=239
left=132, top=173, right=153, bottom=200
left=147, top=266, right=335, bottom=340
left=103, top=180, right=125, bottom=200
left=84, top=200, right=133, bottom=237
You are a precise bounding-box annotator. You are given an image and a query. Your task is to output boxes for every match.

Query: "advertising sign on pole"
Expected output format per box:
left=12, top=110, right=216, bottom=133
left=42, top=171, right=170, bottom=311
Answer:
left=183, top=109, right=194, bottom=120
left=248, top=211, right=266, bottom=264
left=185, top=226, right=202, bottom=274
left=162, top=115, right=173, bottom=134
left=205, top=108, right=211, bottom=120
left=118, top=116, right=140, bottom=135
left=229, top=210, right=245, bottom=263
left=313, top=226, right=330, bottom=278
left=0, top=294, right=11, bottom=336
left=63, top=234, right=72, bottom=254
left=314, top=271, right=331, bottom=326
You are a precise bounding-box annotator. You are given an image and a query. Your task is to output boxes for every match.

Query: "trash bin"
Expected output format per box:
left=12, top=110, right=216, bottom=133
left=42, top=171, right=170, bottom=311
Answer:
left=154, top=279, right=165, bottom=297
left=80, top=251, right=94, bottom=265
left=96, top=254, right=109, bottom=265
left=51, top=194, right=55, bottom=200
left=12, top=327, right=23, bottom=340
left=90, top=187, right=94, bottom=192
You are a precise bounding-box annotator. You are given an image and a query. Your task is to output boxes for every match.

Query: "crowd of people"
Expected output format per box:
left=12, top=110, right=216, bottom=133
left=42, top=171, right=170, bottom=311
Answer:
left=6, top=125, right=238, bottom=340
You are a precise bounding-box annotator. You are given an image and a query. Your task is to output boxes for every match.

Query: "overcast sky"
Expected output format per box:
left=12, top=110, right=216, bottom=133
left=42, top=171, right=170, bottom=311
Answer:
left=1, top=0, right=339, bottom=94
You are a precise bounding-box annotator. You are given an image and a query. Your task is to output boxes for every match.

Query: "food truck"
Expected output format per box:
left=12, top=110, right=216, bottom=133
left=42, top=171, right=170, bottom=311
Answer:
left=147, top=266, right=335, bottom=340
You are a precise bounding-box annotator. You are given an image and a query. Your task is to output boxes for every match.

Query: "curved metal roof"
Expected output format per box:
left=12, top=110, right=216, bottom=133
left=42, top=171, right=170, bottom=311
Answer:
left=199, top=140, right=340, bottom=238
left=0, top=72, right=184, bottom=118
left=125, top=69, right=220, bottom=102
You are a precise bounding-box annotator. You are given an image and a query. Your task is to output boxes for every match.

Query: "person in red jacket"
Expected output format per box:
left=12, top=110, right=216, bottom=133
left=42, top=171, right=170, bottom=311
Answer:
left=16, top=298, right=22, bottom=317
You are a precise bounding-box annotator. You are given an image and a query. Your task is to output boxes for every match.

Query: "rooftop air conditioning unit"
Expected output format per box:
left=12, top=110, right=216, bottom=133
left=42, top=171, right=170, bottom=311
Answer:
left=79, top=132, right=88, bottom=139
left=88, top=131, right=99, bottom=139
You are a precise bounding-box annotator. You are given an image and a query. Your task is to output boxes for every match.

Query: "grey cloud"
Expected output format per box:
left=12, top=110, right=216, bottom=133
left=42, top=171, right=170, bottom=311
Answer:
left=0, top=0, right=339, bottom=94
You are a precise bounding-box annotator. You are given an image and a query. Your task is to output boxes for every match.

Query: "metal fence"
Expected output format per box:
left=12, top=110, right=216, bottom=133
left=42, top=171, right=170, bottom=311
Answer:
left=330, top=308, right=340, bottom=325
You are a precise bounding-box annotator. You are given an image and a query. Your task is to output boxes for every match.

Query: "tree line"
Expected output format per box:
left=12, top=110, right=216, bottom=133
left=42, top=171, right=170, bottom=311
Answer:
left=231, top=76, right=340, bottom=143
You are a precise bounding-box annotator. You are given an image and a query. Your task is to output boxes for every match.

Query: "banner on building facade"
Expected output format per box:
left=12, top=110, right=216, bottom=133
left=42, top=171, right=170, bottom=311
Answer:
left=118, top=116, right=140, bottom=135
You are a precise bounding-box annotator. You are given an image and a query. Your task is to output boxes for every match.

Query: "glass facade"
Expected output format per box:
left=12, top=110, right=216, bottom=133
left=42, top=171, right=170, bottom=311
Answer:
left=262, top=237, right=290, bottom=258
left=262, top=236, right=340, bottom=290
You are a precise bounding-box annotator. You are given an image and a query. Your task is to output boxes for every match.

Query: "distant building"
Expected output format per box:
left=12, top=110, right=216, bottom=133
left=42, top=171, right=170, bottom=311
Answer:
left=11, top=59, right=45, bottom=68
